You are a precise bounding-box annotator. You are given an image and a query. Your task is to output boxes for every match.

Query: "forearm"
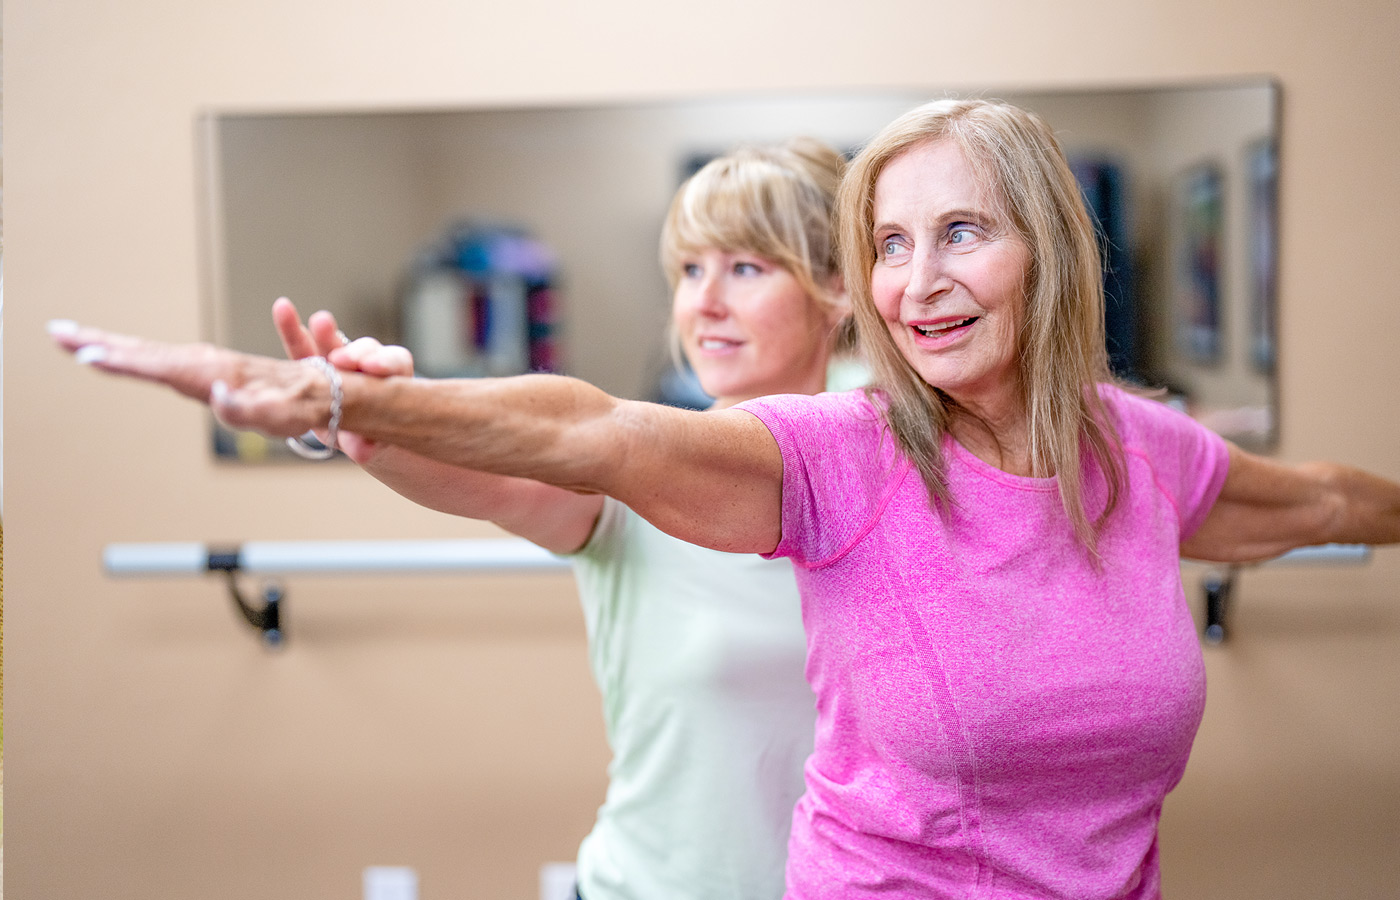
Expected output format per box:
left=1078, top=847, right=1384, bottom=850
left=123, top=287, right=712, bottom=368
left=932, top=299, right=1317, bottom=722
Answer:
left=1185, top=448, right=1400, bottom=562
left=358, top=445, right=520, bottom=517
left=340, top=372, right=626, bottom=493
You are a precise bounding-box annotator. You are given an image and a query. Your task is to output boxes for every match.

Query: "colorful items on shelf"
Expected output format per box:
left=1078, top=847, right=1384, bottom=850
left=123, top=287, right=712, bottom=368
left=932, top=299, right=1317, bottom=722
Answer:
left=401, top=223, right=561, bottom=379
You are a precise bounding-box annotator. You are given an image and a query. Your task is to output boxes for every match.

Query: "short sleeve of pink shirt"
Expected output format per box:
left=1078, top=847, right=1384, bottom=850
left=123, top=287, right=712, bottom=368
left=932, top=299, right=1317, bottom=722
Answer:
left=1105, top=386, right=1231, bottom=540
left=738, top=389, right=915, bottom=567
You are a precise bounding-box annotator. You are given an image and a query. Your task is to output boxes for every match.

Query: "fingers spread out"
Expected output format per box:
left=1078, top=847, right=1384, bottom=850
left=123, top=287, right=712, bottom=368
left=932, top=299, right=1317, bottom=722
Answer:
left=268, top=305, right=414, bottom=378
left=49, top=320, right=143, bottom=356
left=53, top=324, right=231, bottom=403
left=307, top=310, right=347, bottom=358
left=274, top=299, right=354, bottom=363
left=272, top=297, right=320, bottom=361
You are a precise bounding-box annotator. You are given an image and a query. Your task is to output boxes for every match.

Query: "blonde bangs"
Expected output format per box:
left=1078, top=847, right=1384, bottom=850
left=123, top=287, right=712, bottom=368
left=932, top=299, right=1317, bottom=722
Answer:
left=661, top=144, right=842, bottom=307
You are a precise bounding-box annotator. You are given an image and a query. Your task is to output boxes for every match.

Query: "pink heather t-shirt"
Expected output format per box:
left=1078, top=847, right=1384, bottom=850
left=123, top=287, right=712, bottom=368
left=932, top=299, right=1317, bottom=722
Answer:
left=735, top=385, right=1230, bottom=900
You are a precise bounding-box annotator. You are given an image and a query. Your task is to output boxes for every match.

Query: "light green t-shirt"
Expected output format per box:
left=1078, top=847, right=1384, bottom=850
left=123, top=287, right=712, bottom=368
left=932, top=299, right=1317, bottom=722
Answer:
left=569, top=497, right=815, bottom=900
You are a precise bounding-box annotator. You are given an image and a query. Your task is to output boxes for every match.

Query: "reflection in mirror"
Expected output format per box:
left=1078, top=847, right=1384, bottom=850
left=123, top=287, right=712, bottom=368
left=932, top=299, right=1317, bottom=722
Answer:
left=201, top=80, right=1277, bottom=460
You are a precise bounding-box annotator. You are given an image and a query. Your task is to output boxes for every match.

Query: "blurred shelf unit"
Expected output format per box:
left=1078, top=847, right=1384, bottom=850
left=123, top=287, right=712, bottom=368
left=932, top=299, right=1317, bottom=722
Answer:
left=401, top=222, right=561, bottom=379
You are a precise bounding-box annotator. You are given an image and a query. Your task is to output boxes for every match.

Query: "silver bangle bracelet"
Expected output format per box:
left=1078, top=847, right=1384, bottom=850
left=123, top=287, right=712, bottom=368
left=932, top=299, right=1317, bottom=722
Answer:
left=285, top=356, right=343, bottom=460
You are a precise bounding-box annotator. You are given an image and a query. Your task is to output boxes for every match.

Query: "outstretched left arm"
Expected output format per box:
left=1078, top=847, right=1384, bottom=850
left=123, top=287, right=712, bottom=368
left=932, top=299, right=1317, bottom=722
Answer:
left=1182, top=443, right=1400, bottom=563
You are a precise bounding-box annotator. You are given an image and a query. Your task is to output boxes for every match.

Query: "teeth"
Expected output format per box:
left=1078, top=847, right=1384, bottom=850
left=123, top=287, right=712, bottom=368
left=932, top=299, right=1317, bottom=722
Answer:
left=699, top=338, right=739, bottom=349
left=915, top=317, right=976, bottom=337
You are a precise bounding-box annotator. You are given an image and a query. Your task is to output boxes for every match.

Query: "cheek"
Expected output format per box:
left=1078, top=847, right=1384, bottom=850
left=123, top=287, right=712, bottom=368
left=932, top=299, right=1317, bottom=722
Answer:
left=670, top=288, right=694, bottom=326
left=756, top=307, right=814, bottom=358
left=990, top=245, right=1031, bottom=313
left=869, top=270, right=902, bottom=319
left=753, top=283, right=821, bottom=337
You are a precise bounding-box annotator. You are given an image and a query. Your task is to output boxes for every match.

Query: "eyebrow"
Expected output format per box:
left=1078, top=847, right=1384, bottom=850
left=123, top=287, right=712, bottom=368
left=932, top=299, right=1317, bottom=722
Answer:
left=872, top=207, right=988, bottom=234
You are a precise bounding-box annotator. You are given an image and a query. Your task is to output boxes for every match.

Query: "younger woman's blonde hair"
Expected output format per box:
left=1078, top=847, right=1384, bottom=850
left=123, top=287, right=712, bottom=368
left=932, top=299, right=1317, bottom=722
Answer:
left=836, top=98, right=1125, bottom=552
left=660, top=138, right=853, bottom=362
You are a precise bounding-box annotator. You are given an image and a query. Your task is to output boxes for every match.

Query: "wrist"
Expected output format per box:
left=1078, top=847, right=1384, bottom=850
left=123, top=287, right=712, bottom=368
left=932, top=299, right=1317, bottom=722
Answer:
left=286, top=357, right=342, bottom=459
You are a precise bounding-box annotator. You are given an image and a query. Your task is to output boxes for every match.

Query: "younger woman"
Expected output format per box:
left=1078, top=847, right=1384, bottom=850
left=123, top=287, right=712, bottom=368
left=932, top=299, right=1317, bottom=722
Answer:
left=269, top=139, right=851, bottom=900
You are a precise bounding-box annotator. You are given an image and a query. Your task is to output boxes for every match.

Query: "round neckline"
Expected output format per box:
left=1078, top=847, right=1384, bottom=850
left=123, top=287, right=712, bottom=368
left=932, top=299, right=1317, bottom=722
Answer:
left=944, top=433, right=1058, bottom=491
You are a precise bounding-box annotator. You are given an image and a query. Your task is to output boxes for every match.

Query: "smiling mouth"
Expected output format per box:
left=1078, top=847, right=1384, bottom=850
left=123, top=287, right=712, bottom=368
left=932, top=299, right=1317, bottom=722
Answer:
left=698, top=337, right=742, bottom=350
left=913, top=317, right=978, bottom=337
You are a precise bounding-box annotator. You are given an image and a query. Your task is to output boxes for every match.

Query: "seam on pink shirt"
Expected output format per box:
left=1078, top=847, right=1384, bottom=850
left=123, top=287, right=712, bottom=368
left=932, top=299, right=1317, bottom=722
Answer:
left=795, top=455, right=915, bottom=571
left=875, top=503, right=990, bottom=890
left=1125, top=444, right=1185, bottom=532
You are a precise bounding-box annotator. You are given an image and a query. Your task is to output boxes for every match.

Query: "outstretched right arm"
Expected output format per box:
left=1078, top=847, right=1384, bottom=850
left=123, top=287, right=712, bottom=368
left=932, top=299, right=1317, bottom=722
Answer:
left=51, top=321, right=784, bottom=555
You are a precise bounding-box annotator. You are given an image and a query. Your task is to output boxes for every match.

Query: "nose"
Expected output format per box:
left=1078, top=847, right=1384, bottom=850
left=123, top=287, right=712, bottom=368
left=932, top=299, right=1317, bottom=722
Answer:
left=692, top=272, right=728, bottom=318
left=903, top=247, right=952, bottom=306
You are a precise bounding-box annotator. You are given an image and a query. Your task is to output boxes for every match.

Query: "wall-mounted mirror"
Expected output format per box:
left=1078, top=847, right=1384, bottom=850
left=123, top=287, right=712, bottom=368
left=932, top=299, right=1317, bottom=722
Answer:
left=201, top=79, right=1278, bottom=460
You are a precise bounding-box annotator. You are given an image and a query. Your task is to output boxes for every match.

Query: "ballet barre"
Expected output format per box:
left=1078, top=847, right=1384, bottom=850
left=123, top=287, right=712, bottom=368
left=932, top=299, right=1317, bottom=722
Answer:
left=103, top=538, right=572, bottom=648
left=101, top=539, right=1369, bottom=649
left=104, top=538, right=572, bottom=576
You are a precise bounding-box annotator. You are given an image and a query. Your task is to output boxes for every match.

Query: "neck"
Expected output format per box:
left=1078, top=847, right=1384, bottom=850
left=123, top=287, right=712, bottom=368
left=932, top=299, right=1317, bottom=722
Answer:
left=945, top=388, right=1034, bottom=476
left=709, top=382, right=817, bottom=410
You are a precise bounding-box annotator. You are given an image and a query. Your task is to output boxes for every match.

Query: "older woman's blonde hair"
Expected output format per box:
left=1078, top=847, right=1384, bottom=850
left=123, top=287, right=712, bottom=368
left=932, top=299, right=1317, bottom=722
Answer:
left=660, top=138, right=853, bottom=364
left=836, top=98, right=1124, bottom=552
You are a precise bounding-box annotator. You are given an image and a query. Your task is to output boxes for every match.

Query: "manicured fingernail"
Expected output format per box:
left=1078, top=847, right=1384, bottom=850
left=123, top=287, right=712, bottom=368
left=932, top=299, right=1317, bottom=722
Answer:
left=47, top=319, right=79, bottom=336
left=74, top=345, right=108, bottom=365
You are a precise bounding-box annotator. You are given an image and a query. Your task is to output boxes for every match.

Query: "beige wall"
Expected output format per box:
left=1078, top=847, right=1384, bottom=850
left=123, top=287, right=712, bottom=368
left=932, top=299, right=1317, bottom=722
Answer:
left=6, top=1, right=1399, bottom=899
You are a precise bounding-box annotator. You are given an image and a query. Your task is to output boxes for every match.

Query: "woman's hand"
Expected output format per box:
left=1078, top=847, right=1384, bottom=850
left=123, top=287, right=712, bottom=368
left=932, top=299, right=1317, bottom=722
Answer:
left=49, top=319, right=337, bottom=440
left=271, top=297, right=414, bottom=462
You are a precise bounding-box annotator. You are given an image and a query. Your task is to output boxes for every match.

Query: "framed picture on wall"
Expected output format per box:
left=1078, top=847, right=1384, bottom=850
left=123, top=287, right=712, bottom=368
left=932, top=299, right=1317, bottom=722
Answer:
left=1174, top=162, right=1224, bottom=364
left=1246, top=138, right=1278, bottom=374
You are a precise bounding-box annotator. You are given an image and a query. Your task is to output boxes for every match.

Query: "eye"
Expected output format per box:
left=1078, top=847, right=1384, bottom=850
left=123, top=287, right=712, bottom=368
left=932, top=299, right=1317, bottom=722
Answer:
left=733, top=260, right=763, bottom=276
left=682, top=262, right=702, bottom=279
left=947, top=223, right=980, bottom=245
left=878, top=236, right=908, bottom=260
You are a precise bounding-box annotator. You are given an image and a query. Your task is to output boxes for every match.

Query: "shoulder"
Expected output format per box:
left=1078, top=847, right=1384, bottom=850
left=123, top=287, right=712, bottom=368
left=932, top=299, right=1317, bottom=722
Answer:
left=1097, top=382, right=1211, bottom=451
left=737, top=389, right=898, bottom=479
left=736, top=388, right=884, bottom=438
left=1098, top=382, right=1174, bottom=425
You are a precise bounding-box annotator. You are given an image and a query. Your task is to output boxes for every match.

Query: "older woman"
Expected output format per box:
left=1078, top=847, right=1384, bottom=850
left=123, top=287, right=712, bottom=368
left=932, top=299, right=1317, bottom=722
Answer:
left=53, top=100, right=1400, bottom=899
